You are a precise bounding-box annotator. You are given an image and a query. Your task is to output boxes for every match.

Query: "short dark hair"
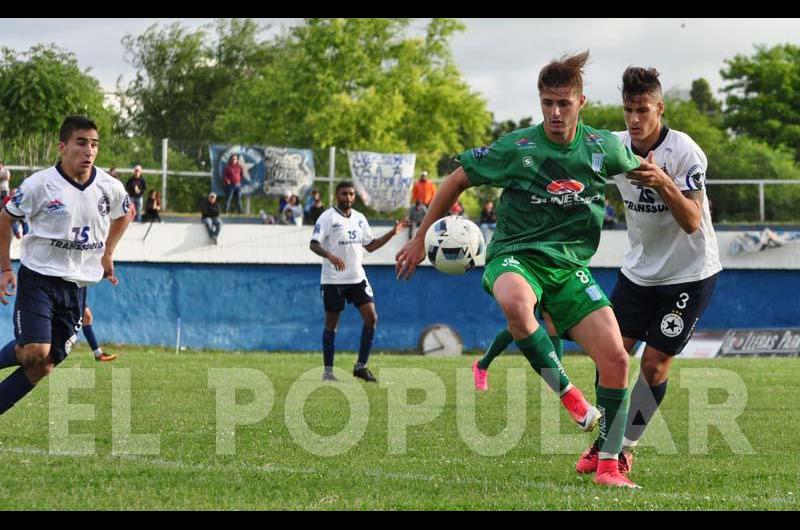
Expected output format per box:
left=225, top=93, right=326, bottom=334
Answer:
left=538, top=51, right=590, bottom=96
left=621, top=67, right=662, bottom=102
left=336, top=181, right=356, bottom=192
left=59, top=116, right=98, bottom=143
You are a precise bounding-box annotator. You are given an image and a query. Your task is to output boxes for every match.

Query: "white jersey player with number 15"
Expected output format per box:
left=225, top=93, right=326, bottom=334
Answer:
left=0, top=116, right=131, bottom=419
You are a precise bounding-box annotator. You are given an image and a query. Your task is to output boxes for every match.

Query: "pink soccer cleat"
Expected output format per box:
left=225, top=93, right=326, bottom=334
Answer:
left=560, top=386, right=602, bottom=432
left=472, top=361, right=489, bottom=391
left=594, top=459, right=641, bottom=489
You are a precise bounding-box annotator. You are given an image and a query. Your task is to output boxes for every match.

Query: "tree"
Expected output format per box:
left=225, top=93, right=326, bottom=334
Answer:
left=690, top=78, right=721, bottom=117
left=721, top=44, right=800, bottom=160
left=214, top=18, right=492, bottom=177
left=0, top=44, right=112, bottom=167
left=490, top=116, right=534, bottom=139
left=121, top=19, right=274, bottom=162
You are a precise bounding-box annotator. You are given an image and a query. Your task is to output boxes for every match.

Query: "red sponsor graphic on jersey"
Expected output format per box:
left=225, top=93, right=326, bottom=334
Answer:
left=46, top=198, right=66, bottom=212
left=546, top=179, right=585, bottom=195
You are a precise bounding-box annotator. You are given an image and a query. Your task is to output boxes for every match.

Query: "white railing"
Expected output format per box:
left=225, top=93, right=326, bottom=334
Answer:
left=6, top=142, right=800, bottom=221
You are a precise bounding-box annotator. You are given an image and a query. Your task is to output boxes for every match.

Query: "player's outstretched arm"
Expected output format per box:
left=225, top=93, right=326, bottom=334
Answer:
left=0, top=210, right=17, bottom=304
left=395, top=167, right=472, bottom=280
left=363, top=219, right=411, bottom=253
left=102, top=213, right=132, bottom=285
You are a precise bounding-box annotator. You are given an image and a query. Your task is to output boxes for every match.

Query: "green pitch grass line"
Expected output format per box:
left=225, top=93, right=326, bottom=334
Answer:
left=0, top=348, right=798, bottom=510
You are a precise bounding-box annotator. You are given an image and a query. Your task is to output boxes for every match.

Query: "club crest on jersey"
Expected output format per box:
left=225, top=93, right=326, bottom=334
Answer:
left=585, top=133, right=605, bottom=145
left=10, top=188, right=23, bottom=208
left=546, top=179, right=585, bottom=195
left=46, top=198, right=68, bottom=215
left=591, top=153, right=604, bottom=172
left=685, top=164, right=705, bottom=190
left=122, top=194, right=131, bottom=214
left=472, top=146, right=490, bottom=160
left=98, top=195, right=111, bottom=216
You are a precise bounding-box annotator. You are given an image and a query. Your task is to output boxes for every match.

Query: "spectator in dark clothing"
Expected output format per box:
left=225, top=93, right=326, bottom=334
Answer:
left=408, top=200, right=428, bottom=238
left=126, top=165, right=147, bottom=222
left=223, top=154, right=244, bottom=214
left=603, top=199, right=616, bottom=229
left=306, top=195, right=326, bottom=225
left=278, top=191, right=291, bottom=217
left=143, top=190, right=162, bottom=223
left=479, top=200, right=497, bottom=243
left=201, top=192, right=222, bottom=244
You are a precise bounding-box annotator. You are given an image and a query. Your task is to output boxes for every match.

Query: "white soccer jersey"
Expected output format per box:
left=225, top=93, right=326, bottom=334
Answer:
left=311, top=207, right=374, bottom=284
left=612, top=127, right=721, bottom=286
left=5, top=164, right=130, bottom=287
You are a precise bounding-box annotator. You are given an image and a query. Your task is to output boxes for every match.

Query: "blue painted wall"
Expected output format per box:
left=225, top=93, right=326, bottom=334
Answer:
left=0, top=263, right=797, bottom=351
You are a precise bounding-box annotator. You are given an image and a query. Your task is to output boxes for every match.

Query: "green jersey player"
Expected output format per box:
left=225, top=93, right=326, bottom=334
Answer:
left=396, top=51, right=642, bottom=488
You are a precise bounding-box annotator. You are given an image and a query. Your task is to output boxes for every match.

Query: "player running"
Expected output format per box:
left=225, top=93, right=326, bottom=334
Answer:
left=396, top=52, right=643, bottom=488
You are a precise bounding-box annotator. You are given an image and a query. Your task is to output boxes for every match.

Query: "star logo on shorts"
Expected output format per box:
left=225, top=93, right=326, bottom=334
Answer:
left=660, top=313, right=684, bottom=338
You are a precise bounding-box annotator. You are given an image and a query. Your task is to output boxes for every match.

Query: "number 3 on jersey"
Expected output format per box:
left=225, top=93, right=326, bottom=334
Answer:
left=71, top=226, right=90, bottom=244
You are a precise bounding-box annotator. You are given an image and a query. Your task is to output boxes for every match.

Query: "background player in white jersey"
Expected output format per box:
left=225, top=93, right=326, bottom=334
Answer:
left=0, top=116, right=131, bottom=415
left=82, top=305, right=117, bottom=362
left=576, top=67, right=721, bottom=475
left=310, top=181, right=409, bottom=382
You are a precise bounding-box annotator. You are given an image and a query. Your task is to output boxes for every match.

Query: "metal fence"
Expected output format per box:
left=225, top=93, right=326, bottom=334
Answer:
left=6, top=138, right=800, bottom=222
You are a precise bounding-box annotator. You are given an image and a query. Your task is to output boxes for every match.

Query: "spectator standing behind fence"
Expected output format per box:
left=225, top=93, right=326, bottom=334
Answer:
left=603, top=199, right=616, bottom=229
left=126, top=165, right=146, bottom=222
left=304, top=189, right=321, bottom=219
left=0, top=161, right=10, bottom=201
left=408, top=200, right=428, bottom=238
left=280, top=194, right=303, bottom=226
left=223, top=154, right=244, bottom=214
left=479, top=200, right=497, bottom=243
left=107, top=167, right=119, bottom=180
left=411, top=170, right=436, bottom=207
left=143, top=190, right=162, bottom=223
left=201, top=192, right=222, bottom=244
left=278, top=190, right=291, bottom=217
left=307, top=193, right=326, bottom=225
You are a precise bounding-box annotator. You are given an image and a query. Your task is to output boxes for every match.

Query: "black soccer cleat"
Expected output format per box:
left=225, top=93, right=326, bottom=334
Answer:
left=353, top=365, right=377, bottom=383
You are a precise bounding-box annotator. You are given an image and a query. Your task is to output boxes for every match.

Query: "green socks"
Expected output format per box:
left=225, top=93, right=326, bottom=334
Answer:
left=477, top=328, right=513, bottom=370
left=477, top=329, right=563, bottom=371
left=515, top=327, right=570, bottom=394
left=596, top=385, right=630, bottom=459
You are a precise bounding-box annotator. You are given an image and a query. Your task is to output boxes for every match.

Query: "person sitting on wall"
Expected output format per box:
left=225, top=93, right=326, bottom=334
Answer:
left=201, top=192, right=222, bottom=244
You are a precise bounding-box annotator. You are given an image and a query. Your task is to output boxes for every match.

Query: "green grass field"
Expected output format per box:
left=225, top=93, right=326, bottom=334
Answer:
left=0, top=347, right=798, bottom=510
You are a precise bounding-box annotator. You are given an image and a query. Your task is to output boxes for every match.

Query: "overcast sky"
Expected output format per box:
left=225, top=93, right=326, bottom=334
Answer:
left=1, top=18, right=798, bottom=123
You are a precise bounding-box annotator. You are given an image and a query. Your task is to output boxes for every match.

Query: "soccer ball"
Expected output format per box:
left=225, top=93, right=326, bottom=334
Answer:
left=424, top=216, right=486, bottom=275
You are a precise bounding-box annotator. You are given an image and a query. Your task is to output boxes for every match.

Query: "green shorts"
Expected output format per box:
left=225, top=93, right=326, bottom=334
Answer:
left=481, top=252, right=611, bottom=337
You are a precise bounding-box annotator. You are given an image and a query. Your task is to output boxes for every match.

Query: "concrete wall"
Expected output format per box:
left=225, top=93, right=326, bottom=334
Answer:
left=1, top=222, right=797, bottom=351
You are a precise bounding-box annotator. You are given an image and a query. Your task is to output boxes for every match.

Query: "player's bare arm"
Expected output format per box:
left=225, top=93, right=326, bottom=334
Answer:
left=363, top=219, right=410, bottom=253
left=395, top=167, right=471, bottom=280
left=310, top=240, right=345, bottom=271
left=627, top=152, right=702, bottom=234
left=102, top=212, right=132, bottom=285
left=0, top=210, right=17, bottom=304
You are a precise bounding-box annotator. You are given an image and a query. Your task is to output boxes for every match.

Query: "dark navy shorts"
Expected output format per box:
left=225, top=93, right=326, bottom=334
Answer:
left=321, top=280, right=374, bottom=313
left=611, top=271, right=718, bottom=356
left=13, top=265, right=86, bottom=365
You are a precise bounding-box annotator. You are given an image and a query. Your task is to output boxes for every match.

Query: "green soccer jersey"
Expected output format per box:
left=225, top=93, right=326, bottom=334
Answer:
left=457, top=122, right=639, bottom=268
